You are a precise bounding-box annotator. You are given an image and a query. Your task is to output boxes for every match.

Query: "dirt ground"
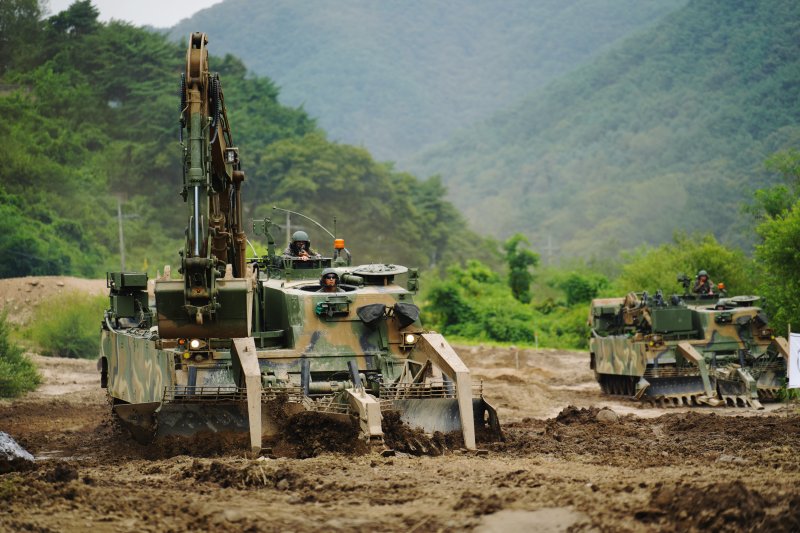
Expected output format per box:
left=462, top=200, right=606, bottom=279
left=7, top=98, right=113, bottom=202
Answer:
left=1, top=277, right=799, bottom=532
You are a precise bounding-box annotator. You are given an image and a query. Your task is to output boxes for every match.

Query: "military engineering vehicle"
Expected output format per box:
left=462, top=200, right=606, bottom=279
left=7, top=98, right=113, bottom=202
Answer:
left=99, top=33, right=500, bottom=453
left=589, top=277, right=788, bottom=408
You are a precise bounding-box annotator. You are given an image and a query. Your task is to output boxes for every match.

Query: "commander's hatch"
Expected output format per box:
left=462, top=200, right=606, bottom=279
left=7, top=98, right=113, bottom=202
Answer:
left=351, top=264, right=408, bottom=286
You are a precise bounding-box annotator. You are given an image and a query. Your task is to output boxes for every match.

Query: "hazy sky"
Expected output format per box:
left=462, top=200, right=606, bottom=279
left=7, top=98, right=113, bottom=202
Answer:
left=44, top=0, right=223, bottom=28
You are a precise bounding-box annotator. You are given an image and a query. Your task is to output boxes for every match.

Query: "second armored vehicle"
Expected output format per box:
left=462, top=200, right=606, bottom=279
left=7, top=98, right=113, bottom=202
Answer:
left=589, top=276, right=788, bottom=408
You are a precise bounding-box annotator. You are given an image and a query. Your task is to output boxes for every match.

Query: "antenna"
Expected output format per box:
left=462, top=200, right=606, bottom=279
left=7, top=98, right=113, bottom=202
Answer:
left=272, top=206, right=336, bottom=239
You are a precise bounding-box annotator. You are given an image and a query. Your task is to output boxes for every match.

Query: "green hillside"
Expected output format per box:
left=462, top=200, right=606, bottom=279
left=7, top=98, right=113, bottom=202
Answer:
left=169, top=0, right=684, bottom=162
left=0, top=1, right=478, bottom=278
left=413, top=0, right=800, bottom=259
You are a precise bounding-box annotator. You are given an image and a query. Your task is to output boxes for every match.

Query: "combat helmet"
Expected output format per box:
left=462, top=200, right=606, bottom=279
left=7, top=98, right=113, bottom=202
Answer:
left=291, top=230, right=310, bottom=243
left=319, top=268, right=339, bottom=287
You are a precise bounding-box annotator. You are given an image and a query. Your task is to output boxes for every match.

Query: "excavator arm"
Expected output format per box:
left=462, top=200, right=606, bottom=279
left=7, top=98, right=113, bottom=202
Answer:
left=155, top=33, right=252, bottom=339
left=178, top=32, right=247, bottom=325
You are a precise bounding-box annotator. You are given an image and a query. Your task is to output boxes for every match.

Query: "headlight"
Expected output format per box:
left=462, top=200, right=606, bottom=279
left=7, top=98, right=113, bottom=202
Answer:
left=188, top=338, right=208, bottom=351
left=404, top=333, right=417, bottom=345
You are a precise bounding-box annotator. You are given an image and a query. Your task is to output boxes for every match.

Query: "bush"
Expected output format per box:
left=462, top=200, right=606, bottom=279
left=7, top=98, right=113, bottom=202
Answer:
left=553, top=271, right=609, bottom=305
left=755, top=199, right=800, bottom=336
left=25, top=291, right=107, bottom=358
left=534, top=305, right=591, bottom=349
left=0, top=312, right=41, bottom=398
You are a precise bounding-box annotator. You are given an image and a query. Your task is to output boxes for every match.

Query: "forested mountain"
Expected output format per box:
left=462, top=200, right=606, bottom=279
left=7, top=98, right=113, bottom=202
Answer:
left=169, top=0, right=685, bottom=162
left=413, top=0, right=800, bottom=259
left=0, top=0, right=478, bottom=278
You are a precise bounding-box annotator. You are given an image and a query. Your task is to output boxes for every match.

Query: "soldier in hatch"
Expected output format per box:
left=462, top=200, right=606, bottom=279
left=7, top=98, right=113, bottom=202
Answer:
left=692, top=269, right=714, bottom=295
left=318, top=269, right=344, bottom=293
left=283, top=230, right=320, bottom=261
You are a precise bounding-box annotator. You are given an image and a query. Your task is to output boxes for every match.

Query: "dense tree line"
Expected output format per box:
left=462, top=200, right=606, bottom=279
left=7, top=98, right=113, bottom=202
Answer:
left=425, top=166, right=800, bottom=349
left=0, top=0, right=482, bottom=278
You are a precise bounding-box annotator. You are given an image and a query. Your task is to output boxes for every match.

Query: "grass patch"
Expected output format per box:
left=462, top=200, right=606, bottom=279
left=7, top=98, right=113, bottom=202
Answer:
left=25, top=291, right=107, bottom=359
left=0, top=312, right=41, bottom=398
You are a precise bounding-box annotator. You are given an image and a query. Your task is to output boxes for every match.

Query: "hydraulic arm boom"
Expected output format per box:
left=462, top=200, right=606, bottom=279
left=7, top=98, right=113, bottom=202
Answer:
left=179, top=32, right=247, bottom=325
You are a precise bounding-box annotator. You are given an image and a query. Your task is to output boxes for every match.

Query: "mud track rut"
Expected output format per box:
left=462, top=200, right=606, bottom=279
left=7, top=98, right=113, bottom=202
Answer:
left=1, top=278, right=799, bottom=532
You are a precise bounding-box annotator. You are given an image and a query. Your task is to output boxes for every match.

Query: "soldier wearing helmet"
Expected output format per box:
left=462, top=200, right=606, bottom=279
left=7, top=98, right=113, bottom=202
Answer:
left=283, top=230, right=320, bottom=261
left=692, top=269, right=714, bottom=295
left=318, top=268, right=344, bottom=293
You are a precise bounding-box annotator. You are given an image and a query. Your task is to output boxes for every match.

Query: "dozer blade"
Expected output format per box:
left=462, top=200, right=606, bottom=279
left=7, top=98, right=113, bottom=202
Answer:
left=116, top=399, right=308, bottom=446
left=641, top=376, right=713, bottom=407
left=391, top=398, right=502, bottom=443
left=155, top=402, right=251, bottom=438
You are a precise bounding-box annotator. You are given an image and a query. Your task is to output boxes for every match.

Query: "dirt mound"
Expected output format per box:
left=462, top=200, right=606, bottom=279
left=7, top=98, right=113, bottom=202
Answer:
left=0, top=276, right=106, bottom=326
left=554, top=405, right=601, bottom=424
left=493, top=408, right=800, bottom=468
left=151, top=432, right=250, bottom=459
left=277, top=411, right=366, bottom=458
left=185, top=459, right=303, bottom=489
left=42, top=463, right=78, bottom=483
left=453, top=490, right=506, bottom=516
left=637, top=480, right=800, bottom=532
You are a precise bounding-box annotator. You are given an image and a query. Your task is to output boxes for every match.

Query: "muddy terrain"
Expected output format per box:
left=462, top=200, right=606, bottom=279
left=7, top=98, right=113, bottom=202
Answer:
left=1, top=277, right=799, bottom=532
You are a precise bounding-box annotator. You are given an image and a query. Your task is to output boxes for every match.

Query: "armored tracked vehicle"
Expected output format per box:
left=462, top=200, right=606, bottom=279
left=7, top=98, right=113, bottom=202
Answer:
left=99, top=33, right=499, bottom=453
left=589, top=278, right=788, bottom=408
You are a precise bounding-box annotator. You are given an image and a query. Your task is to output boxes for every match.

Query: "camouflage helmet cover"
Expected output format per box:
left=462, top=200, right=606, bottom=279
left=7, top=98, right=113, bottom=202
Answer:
left=697, top=269, right=708, bottom=278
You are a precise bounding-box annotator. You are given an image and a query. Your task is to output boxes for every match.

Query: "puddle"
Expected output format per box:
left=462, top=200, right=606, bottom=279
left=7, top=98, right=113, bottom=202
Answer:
left=475, top=507, right=592, bottom=533
left=35, top=450, right=90, bottom=461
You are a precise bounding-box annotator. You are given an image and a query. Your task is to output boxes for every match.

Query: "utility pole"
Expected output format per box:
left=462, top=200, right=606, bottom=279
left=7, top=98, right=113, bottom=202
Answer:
left=544, top=233, right=559, bottom=266
left=116, top=196, right=139, bottom=272
left=117, top=197, right=126, bottom=271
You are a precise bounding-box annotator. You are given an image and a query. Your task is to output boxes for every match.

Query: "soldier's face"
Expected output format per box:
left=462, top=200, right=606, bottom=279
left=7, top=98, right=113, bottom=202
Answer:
left=324, top=276, right=336, bottom=287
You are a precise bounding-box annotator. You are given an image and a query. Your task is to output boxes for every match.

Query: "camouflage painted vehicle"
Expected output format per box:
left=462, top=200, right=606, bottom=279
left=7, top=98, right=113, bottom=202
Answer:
left=98, top=33, right=499, bottom=453
left=589, top=278, right=788, bottom=408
